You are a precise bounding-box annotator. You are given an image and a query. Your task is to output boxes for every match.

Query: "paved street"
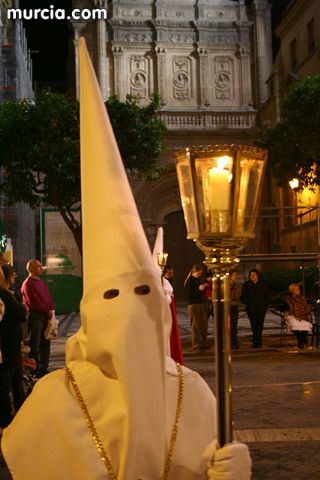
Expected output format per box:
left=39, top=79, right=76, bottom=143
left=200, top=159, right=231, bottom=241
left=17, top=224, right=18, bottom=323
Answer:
left=181, top=305, right=320, bottom=479
left=1, top=305, right=320, bottom=479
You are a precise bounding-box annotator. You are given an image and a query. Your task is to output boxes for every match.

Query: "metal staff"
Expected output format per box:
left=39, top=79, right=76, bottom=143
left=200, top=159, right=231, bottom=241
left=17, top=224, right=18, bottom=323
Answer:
left=211, top=270, right=232, bottom=446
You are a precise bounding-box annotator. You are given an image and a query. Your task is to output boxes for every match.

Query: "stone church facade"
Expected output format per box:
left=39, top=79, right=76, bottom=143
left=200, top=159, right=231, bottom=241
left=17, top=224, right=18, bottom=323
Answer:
left=72, top=0, right=272, bottom=295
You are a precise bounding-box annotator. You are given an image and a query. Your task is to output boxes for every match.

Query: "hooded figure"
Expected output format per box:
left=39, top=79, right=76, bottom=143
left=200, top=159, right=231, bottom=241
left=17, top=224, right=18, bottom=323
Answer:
left=1, top=39, right=251, bottom=480
left=152, top=227, right=184, bottom=365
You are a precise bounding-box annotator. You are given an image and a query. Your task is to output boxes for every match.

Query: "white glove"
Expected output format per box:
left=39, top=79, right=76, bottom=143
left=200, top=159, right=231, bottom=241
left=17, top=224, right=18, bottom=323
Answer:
left=203, top=440, right=252, bottom=480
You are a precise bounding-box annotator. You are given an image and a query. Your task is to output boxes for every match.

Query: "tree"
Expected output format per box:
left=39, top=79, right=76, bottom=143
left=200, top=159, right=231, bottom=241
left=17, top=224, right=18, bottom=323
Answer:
left=106, top=94, right=167, bottom=179
left=0, top=91, right=167, bottom=254
left=257, top=75, right=320, bottom=189
left=0, top=91, right=82, bottom=250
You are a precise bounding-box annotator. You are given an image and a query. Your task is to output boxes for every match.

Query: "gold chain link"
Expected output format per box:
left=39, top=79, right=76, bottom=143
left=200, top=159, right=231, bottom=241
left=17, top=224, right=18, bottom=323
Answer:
left=65, top=362, right=184, bottom=480
left=65, top=366, right=117, bottom=479
left=163, top=362, right=184, bottom=480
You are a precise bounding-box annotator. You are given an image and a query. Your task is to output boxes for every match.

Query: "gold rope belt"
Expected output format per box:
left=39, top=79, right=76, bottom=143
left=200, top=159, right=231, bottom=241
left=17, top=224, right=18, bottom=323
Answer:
left=65, top=362, right=184, bottom=480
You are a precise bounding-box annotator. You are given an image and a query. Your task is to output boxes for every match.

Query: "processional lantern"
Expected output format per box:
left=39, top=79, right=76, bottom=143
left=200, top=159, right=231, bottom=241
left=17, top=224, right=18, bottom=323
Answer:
left=176, top=144, right=267, bottom=446
left=157, top=251, right=168, bottom=273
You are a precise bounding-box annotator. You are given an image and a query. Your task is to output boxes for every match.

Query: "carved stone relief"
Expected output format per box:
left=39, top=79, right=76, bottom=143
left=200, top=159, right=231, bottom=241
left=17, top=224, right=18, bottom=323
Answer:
left=165, top=32, right=195, bottom=43
left=112, top=5, right=152, bottom=19
left=213, top=56, right=233, bottom=102
left=129, top=55, right=149, bottom=100
left=197, top=6, right=240, bottom=21
left=172, top=56, right=191, bottom=101
left=156, top=7, right=195, bottom=20
left=123, top=32, right=152, bottom=43
left=205, top=33, right=237, bottom=44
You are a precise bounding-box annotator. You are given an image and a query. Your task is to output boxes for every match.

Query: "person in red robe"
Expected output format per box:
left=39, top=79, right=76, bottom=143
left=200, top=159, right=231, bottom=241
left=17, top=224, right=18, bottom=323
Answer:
left=162, top=265, right=184, bottom=365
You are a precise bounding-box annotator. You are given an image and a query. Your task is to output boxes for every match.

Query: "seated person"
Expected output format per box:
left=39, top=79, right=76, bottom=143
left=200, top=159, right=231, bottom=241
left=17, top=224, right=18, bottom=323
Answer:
left=283, top=283, right=312, bottom=349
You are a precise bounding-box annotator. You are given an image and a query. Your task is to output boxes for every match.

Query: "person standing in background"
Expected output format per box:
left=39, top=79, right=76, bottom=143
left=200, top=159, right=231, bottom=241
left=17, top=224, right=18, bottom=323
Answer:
left=163, top=265, right=174, bottom=286
left=229, top=269, right=242, bottom=349
left=0, top=265, right=27, bottom=427
left=184, top=264, right=208, bottom=352
left=152, top=227, right=184, bottom=365
left=20, top=260, right=55, bottom=378
left=240, top=269, right=270, bottom=348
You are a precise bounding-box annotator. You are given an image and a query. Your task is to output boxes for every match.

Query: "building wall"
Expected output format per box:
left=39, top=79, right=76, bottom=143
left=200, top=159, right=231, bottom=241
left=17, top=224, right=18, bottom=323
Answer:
left=72, top=0, right=273, bottom=293
left=259, top=0, right=320, bottom=259
left=275, top=0, right=320, bottom=80
left=0, top=0, right=36, bottom=276
left=73, top=0, right=272, bottom=109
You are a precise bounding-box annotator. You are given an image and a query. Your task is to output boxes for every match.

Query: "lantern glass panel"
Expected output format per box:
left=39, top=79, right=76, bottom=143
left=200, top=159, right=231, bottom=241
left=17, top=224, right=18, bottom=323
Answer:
left=194, top=155, right=233, bottom=234
left=235, top=154, right=265, bottom=236
left=176, top=153, right=198, bottom=237
left=176, top=145, right=267, bottom=244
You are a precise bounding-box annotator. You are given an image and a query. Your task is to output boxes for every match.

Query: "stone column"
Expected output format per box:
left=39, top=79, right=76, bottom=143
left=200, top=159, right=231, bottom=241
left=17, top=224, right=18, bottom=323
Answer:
left=155, top=46, right=167, bottom=105
left=198, top=46, right=209, bottom=107
left=236, top=46, right=253, bottom=108
left=253, top=0, right=272, bottom=105
left=94, top=0, right=108, bottom=100
left=112, top=45, right=123, bottom=97
left=72, top=22, right=86, bottom=100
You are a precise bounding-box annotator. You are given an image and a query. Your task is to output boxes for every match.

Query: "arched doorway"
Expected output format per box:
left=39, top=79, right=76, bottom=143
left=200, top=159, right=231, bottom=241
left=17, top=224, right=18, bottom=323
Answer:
left=163, top=211, right=204, bottom=301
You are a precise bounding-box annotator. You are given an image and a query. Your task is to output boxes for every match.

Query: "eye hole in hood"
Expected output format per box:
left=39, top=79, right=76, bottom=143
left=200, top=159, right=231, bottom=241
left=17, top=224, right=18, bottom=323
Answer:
left=134, top=285, right=150, bottom=295
left=103, top=289, right=119, bottom=299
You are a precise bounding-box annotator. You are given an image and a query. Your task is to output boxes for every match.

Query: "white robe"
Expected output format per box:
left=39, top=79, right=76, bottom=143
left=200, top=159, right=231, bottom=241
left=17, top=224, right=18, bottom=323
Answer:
left=2, top=357, right=216, bottom=480
left=284, top=313, right=313, bottom=333
left=163, top=277, right=173, bottom=305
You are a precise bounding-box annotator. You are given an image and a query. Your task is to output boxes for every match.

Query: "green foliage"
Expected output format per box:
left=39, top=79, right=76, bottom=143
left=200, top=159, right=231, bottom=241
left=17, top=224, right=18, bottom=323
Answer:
left=0, top=90, right=82, bottom=250
left=0, top=91, right=80, bottom=207
left=106, top=94, right=167, bottom=178
left=257, top=75, right=320, bottom=189
left=0, top=91, right=167, bottom=252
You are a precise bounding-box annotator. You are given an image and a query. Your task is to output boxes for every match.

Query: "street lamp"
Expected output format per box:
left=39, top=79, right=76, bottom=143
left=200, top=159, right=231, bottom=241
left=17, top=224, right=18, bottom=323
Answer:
left=175, top=144, right=267, bottom=446
left=289, top=178, right=299, bottom=190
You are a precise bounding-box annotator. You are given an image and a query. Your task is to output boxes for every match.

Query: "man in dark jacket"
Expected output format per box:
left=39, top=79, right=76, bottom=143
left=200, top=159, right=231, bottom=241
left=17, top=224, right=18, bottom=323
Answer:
left=0, top=268, right=27, bottom=428
left=184, top=264, right=208, bottom=351
left=240, top=269, right=270, bottom=348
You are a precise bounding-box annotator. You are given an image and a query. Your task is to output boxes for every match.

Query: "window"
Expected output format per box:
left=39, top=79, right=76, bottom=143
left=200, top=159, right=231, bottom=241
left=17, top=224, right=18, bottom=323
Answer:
left=307, top=18, right=315, bottom=53
left=290, top=38, right=297, bottom=70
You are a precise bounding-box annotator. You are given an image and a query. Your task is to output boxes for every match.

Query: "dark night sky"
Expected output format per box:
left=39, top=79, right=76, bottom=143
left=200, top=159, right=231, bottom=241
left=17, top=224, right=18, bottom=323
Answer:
left=19, top=0, right=292, bottom=92
left=19, top=0, right=72, bottom=90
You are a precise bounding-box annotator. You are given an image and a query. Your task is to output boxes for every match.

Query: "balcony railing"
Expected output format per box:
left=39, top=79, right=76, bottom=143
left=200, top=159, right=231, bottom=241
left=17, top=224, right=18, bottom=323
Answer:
left=157, top=110, right=257, bottom=131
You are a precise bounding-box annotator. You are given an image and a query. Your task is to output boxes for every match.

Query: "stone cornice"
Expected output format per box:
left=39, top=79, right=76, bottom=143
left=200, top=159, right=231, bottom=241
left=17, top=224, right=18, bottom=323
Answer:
left=108, top=19, right=149, bottom=27
left=193, top=20, right=236, bottom=29
left=151, top=19, right=193, bottom=28
left=157, top=110, right=257, bottom=131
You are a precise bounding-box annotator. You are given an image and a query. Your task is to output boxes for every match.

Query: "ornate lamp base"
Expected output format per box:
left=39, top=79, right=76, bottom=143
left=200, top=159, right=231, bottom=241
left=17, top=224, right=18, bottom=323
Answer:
left=196, top=241, right=242, bottom=272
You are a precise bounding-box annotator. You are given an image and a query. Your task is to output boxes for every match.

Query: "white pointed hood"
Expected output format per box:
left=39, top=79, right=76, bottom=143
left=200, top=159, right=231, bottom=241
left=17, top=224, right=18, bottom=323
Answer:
left=152, top=226, right=164, bottom=272
left=66, top=38, right=171, bottom=479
